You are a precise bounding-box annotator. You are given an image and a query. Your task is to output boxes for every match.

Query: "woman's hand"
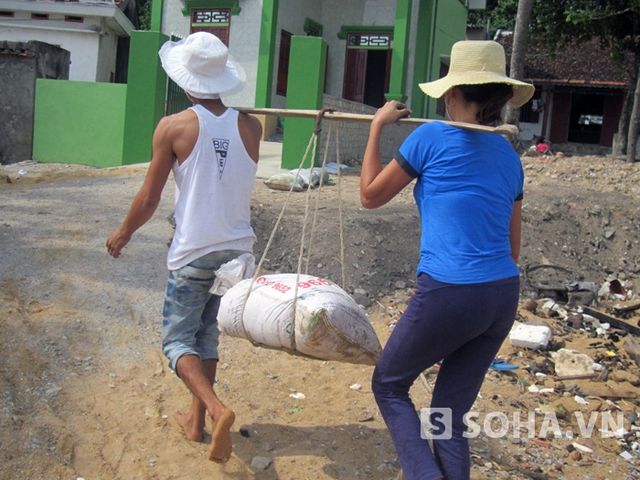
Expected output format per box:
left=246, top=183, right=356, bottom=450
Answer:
left=372, top=101, right=412, bottom=128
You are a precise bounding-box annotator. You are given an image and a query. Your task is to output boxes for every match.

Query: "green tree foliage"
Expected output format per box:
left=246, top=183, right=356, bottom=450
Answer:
left=137, top=0, right=151, bottom=31
left=532, top=0, right=639, bottom=161
left=471, top=0, right=640, bottom=160
left=533, top=0, right=640, bottom=64
left=471, top=0, right=639, bottom=66
left=468, top=0, right=518, bottom=37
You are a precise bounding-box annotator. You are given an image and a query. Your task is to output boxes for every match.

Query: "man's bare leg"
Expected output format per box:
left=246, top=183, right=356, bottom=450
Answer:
left=175, top=355, right=235, bottom=463
left=172, top=358, right=214, bottom=441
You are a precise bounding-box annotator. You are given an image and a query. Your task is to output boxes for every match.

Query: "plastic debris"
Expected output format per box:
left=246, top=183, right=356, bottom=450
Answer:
left=489, top=359, right=519, bottom=371
left=620, top=451, right=634, bottom=461
left=574, top=395, right=589, bottom=406
left=572, top=442, right=594, bottom=453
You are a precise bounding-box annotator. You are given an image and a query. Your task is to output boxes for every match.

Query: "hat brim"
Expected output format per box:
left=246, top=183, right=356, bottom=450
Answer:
left=419, top=73, right=535, bottom=107
left=159, top=38, right=246, bottom=97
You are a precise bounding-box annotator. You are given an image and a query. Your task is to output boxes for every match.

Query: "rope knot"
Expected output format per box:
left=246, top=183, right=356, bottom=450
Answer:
left=314, top=108, right=337, bottom=135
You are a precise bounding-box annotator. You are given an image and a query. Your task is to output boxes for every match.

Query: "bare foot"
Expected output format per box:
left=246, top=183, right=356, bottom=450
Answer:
left=173, top=409, right=204, bottom=442
left=208, top=408, right=236, bottom=463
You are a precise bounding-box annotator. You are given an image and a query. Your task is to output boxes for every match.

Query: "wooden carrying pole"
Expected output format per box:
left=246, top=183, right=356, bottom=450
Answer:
left=238, top=107, right=519, bottom=136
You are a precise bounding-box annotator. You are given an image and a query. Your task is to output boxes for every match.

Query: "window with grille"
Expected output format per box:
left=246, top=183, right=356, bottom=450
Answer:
left=190, top=8, right=231, bottom=45
left=304, top=18, right=323, bottom=37
left=348, top=33, right=390, bottom=48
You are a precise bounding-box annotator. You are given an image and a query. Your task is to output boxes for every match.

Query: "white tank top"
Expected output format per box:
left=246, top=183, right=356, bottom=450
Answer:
left=167, top=105, right=257, bottom=270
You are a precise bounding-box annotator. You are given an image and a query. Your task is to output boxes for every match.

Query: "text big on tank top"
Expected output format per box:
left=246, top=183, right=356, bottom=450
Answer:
left=166, top=105, right=257, bottom=270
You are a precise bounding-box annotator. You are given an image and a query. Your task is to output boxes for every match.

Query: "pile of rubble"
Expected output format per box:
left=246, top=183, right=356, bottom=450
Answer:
left=488, top=284, right=639, bottom=479
left=373, top=270, right=640, bottom=480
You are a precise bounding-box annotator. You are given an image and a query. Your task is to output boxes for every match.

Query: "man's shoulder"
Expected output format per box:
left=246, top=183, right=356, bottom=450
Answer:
left=237, top=110, right=262, bottom=127
left=165, top=108, right=197, bottom=124
left=237, top=111, right=263, bottom=139
left=157, top=108, right=197, bottom=133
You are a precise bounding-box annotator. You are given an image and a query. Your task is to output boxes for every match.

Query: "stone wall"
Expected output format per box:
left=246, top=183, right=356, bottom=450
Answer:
left=320, top=95, right=417, bottom=165
left=0, top=41, right=70, bottom=164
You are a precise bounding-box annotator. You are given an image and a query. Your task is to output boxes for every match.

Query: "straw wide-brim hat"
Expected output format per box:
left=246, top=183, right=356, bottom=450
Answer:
left=159, top=31, right=246, bottom=97
left=419, top=40, right=535, bottom=107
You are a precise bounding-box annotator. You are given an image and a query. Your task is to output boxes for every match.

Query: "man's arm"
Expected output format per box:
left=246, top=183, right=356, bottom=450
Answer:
left=106, top=117, right=176, bottom=258
left=238, top=112, right=263, bottom=163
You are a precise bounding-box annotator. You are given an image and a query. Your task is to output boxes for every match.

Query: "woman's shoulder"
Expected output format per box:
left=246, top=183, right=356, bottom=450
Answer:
left=405, top=121, right=447, bottom=144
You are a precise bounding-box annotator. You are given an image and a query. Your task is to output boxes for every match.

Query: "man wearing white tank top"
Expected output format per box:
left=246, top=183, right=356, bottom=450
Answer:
left=106, top=32, right=262, bottom=464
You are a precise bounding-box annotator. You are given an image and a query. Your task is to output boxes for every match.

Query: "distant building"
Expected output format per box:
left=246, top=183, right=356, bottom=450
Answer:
left=159, top=0, right=482, bottom=118
left=25, top=1, right=489, bottom=168
left=498, top=35, right=631, bottom=148
left=0, top=0, right=136, bottom=83
left=157, top=0, right=483, bottom=164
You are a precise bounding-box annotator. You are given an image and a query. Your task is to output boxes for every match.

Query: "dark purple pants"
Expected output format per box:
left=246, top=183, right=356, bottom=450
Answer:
left=372, top=273, right=519, bottom=480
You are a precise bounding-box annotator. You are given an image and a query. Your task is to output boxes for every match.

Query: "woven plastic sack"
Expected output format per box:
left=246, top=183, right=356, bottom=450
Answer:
left=217, top=274, right=382, bottom=365
left=263, top=172, right=304, bottom=191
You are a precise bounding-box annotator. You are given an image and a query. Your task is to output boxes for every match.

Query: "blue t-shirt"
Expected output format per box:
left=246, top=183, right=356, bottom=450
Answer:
left=396, top=122, right=523, bottom=284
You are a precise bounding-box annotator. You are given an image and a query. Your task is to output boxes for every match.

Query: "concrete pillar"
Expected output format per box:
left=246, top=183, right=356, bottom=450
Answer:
left=122, top=31, right=168, bottom=165
left=281, top=36, right=327, bottom=169
left=412, top=0, right=436, bottom=118
left=150, top=0, right=163, bottom=31
left=385, top=0, right=412, bottom=104
left=255, top=0, right=279, bottom=108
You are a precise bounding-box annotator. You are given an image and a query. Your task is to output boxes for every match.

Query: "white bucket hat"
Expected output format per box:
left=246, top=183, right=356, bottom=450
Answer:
left=419, top=40, right=535, bottom=107
left=159, top=31, right=246, bottom=98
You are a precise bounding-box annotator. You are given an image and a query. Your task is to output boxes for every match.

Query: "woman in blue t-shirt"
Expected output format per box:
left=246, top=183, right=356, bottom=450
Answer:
left=360, top=41, right=535, bottom=480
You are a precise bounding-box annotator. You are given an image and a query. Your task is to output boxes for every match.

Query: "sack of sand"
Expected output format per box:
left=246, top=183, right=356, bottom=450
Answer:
left=217, top=274, right=382, bottom=365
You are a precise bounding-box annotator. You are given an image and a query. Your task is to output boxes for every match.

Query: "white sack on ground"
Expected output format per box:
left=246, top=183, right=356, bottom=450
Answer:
left=263, top=172, right=304, bottom=191
left=289, top=168, right=330, bottom=187
left=218, top=274, right=382, bottom=365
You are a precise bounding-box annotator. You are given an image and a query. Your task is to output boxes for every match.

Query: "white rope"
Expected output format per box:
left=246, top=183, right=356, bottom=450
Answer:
left=290, top=133, right=320, bottom=352
left=335, top=126, right=346, bottom=288
left=237, top=113, right=346, bottom=354
left=304, top=122, right=333, bottom=274
left=238, top=130, right=318, bottom=350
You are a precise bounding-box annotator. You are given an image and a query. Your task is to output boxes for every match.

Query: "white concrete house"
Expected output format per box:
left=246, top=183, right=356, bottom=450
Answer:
left=0, top=0, right=135, bottom=82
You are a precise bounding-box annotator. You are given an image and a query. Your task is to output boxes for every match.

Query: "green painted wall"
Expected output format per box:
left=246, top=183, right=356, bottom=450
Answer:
left=255, top=0, right=279, bottom=108
left=122, top=30, right=169, bottom=165
left=281, top=36, right=327, bottom=169
left=33, top=80, right=126, bottom=167
left=413, top=0, right=468, bottom=119
left=32, top=31, right=168, bottom=168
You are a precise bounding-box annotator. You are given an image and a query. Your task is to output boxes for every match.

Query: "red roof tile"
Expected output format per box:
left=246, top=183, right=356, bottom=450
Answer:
left=498, top=36, right=632, bottom=88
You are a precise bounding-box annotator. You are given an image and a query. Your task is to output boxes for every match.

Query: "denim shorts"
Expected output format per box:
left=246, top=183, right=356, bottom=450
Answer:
left=162, top=249, right=249, bottom=374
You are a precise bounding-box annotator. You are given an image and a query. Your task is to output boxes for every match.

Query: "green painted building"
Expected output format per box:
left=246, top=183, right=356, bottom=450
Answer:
left=33, top=0, right=482, bottom=167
